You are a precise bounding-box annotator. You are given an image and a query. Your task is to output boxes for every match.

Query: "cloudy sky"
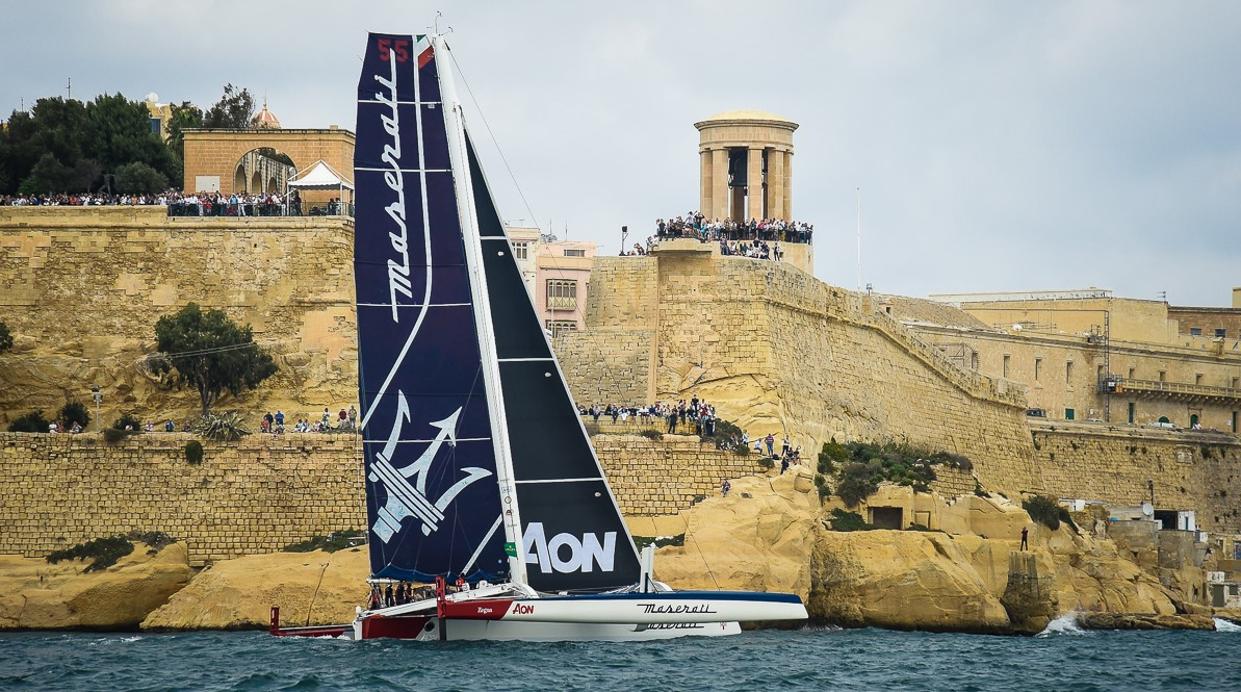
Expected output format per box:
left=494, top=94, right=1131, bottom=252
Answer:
left=3, top=1, right=1238, bottom=305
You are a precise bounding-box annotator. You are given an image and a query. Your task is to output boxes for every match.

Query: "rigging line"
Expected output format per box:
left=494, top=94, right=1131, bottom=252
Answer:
left=687, top=531, right=722, bottom=591
left=447, top=49, right=542, bottom=233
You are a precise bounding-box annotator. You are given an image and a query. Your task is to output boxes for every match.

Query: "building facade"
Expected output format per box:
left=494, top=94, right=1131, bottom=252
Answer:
left=533, top=239, right=598, bottom=337
left=899, top=289, right=1241, bottom=433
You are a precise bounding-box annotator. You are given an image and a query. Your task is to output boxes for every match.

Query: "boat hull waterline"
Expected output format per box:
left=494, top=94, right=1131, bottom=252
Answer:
left=273, top=590, right=806, bottom=641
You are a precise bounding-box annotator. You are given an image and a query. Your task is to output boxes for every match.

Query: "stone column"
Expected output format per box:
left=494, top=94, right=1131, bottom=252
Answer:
left=783, top=151, right=793, bottom=220
left=699, top=150, right=713, bottom=217
left=747, top=147, right=764, bottom=220
left=710, top=148, right=729, bottom=221
left=767, top=148, right=786, bottom=220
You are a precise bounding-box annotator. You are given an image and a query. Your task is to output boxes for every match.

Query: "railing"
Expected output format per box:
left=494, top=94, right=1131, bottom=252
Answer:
left=547, top=296, right=578, bottom=311
left=1103, top=377, right=1241, bottom=402
left=166, top=202, right=354, bottom=218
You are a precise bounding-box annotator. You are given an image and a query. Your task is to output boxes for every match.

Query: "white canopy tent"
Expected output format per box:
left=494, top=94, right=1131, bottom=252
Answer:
left=286, top=160, right=354, bottom=215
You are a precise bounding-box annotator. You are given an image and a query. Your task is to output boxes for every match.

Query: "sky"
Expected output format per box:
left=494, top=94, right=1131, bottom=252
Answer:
left=2, top=1, right=1238, bottom=306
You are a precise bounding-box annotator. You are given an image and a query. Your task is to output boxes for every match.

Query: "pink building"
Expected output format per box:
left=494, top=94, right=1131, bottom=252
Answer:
left=534, top=240, right=598, bottom=337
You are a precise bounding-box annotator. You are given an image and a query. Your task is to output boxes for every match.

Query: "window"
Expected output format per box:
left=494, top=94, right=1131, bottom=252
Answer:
left=545, top=320, right=578, bottom=338
left=1232, top=411, right=1238, bottom=432
left=1065, top=361, right=1073, bottom=384
left=1195, top=373, right=1204, bottom=385
left=1065, top=408, right=1075, bottom=421
left=971, top=353, right=979, bottom=370
left=1035, top=358, right=1042, bottom=381
left=1215, top=328, right=1227, bottom=338
left=1002, top=354, right=1011, bottom=378
left=1128, top=367, right=1135, bottom=380
left=545, top=279, right=578, bottom=310
left=1158, top=370, right=1166, bottom=383
left=149, top=117, right=161, bottom=135
left=1128, top=402, right=1136, bottom=424
left=511, top=241, right=529, bottom=260
left=1232, top=377, right=1240, bottom=389
left=563, top=249, right=586, bottom=257
left=1096, top=365, right=1104, bottom=382
left=1189, top=327, right=1202, bottom=336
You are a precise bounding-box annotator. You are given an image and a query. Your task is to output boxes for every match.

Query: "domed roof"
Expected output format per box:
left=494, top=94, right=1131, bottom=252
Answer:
left=694, top=109, right=798, bottom=131
left=252, top=102, right=281, bottom=129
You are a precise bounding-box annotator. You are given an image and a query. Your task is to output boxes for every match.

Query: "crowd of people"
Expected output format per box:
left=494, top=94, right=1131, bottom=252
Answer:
left=1, top=189, right=352, bottom=217
left=656, top=212, right=814, bottom=244
left=259, top=406, right=358, bottom=434
left=582, top=398, right=720, bottom=437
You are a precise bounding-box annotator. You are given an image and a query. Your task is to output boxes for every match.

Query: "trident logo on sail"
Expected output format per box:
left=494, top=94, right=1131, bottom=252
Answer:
left=369, top=391, right=492, bottom=543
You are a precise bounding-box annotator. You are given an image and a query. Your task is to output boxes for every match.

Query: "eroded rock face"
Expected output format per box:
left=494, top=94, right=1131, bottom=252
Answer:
left=141, top=547, right=368, bottom=630
left=0, top=543, right=191, bottom=629
left=654, top=468, right=819, bottom=599
left=809, top=530, right=1012, bottom=632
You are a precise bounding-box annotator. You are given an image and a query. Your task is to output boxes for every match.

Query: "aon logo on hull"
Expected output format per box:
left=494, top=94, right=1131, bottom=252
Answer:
left=523, top=522, right=616, bottom=574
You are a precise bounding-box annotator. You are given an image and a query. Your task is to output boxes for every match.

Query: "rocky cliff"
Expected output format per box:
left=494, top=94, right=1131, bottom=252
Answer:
left=654, top=469, right=1199, bottom=633
left=0, top=543, right=190, bottom=630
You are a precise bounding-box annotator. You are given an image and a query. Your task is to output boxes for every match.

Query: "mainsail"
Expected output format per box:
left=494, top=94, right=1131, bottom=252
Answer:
left=353, top=33, right=507, bottom=583
left=354, top=31, right=640, bottom=592
left=463, top=137, right=642, bottom=593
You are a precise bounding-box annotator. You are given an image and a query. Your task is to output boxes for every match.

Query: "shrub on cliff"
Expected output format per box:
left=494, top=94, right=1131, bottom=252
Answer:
left=149, top=303, right=277, bottom=414
left=1023, top=495, right=1070, bottom=531
left=47, top=535, right=134, bottom=572
left=828, top=508, right=874, bottom=532
left=7, top=410, right=49, bottom=433
left=837, top=461, right=883, bottom=506
left=283, top=530, right=366, bottom=553
left=194, top=411, right=250, bottom=441
left=59, top=401, right=90, bottom=430
left=0, top=320, right=11, bottom=352
left=184, top=440, right=204, bottom=465
left=639, top=429, right=663, bottom=440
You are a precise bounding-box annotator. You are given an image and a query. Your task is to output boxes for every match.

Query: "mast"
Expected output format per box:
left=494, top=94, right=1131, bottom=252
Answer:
left=433, top=34, right=528, bottom=585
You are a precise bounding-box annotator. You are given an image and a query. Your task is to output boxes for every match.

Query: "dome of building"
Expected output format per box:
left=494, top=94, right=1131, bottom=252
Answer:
left=252, top=102, right=281, bottom=129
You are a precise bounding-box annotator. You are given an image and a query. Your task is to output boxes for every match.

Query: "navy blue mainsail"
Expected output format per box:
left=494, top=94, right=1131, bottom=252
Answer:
left=353, top=33, right=506, bottom=583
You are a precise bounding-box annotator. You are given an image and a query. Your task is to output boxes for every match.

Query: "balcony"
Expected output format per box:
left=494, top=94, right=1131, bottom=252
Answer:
left=1100, top=376, right=1241, bottom=404
left=546, top=295, right=578, bottom=311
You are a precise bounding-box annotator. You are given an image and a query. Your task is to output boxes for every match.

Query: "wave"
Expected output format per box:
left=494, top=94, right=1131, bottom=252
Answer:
left=1214, top=618, right=1240, bottom=632
left=1036, top=613, right=1088, bottom=637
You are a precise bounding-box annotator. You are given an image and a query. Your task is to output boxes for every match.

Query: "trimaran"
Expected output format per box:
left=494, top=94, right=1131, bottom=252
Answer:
left=271, top=30, right=807, bottom=641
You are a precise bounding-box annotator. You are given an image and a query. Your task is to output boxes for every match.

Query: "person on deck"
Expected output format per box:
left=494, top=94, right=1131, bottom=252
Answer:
left=384, top=583, right=395, bottom=608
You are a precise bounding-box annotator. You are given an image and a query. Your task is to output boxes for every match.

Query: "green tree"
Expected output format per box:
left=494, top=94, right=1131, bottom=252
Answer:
left=151, top=303, right=277, bottom=414
left=59, top=401, right=90, bottom=430
left=114, top=161, right=168, bottom=194
left=83, top=93, right=178, bottom=184
left=0, top=320, right=11, bottom=352
left=166, top=100, right=203, bottom=163
left=18, top=152, right=72, bottom=194
left=203, top=84, right=256, bottom=129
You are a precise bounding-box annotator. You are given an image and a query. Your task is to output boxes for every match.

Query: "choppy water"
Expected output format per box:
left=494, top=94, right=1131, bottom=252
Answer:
left=1, top=626, right=1237, bottom=691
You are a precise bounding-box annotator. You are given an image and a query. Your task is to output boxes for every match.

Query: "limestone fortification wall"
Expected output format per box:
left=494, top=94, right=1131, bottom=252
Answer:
left=0, top=207, right=358, bottom=428
left=1029, top=421, right=1241, bottom=534
left=0, top=431, right=758, bottom=562
left=565, top=248, right=1042, bottom=496
left=593, top=434, right=765, bottom=516
left=0, top=432, right=364, bottom=566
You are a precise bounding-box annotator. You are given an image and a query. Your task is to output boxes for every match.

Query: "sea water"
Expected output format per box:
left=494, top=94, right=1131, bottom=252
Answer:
left=1, top=626, right=1236, bottom=691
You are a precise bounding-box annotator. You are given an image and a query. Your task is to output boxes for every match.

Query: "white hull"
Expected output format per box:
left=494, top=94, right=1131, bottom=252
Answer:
left=429, top=619, right=742, bottom=642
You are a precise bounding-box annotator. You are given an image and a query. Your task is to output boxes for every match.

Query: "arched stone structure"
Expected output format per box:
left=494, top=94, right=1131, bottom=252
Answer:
left=182, top=128, right=355, bottom=195
left=694, top=111, right=797, bottom=222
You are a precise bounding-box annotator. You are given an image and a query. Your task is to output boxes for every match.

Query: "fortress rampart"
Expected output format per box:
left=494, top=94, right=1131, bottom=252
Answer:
left=0, top=431, right=764, bottom=563
left=558, top=241, right=1041, bottom=495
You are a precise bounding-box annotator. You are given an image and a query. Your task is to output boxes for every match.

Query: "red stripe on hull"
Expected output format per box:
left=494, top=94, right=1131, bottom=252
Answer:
left=439, top=598, right=514, bottom=620
left=361, top=613, right=435, bottom=639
